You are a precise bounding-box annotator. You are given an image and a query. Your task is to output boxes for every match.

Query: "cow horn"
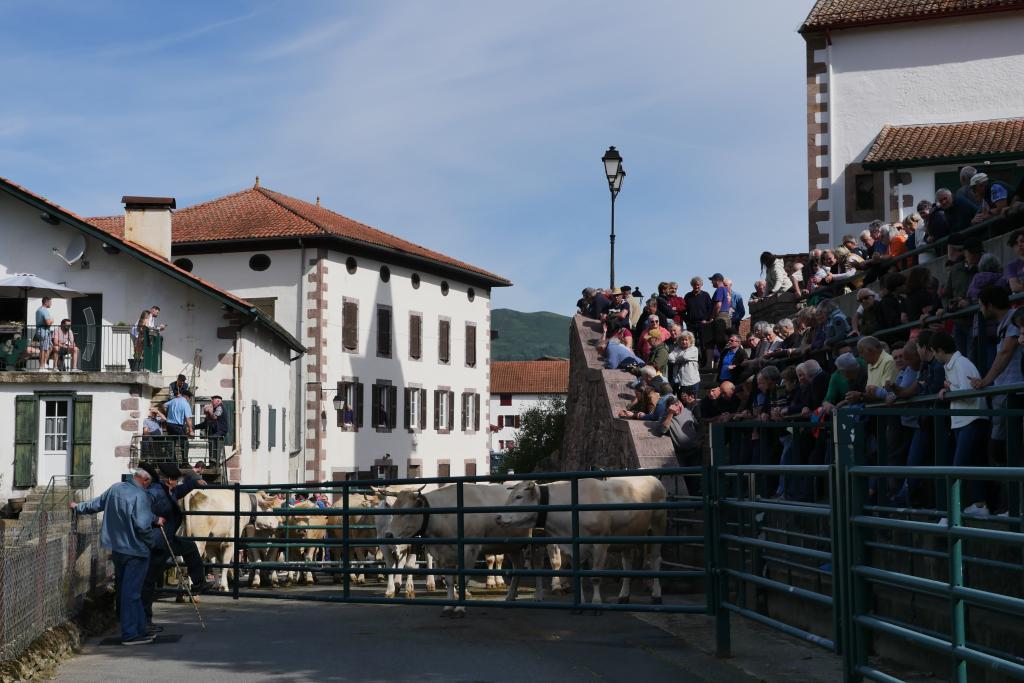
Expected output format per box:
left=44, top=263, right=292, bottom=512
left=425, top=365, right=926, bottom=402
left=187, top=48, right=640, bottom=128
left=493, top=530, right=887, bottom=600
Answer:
left=415, top=484, right=427, bottom=493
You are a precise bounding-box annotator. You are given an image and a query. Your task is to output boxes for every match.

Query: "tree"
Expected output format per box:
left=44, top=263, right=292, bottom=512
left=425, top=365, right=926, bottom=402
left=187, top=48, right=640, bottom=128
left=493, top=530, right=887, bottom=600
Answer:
left=499, top=397, right=566, bottom=474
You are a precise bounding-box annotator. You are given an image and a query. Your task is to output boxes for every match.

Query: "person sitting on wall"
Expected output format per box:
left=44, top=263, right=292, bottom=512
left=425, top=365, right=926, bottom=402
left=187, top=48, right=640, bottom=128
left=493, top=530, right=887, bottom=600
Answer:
left=596, top=339, right=645, bottom=371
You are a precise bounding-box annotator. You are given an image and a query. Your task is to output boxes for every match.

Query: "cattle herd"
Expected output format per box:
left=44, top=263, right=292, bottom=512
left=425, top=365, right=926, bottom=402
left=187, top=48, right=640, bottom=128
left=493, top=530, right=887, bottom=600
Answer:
left=179, top=475, right=670, bottom=616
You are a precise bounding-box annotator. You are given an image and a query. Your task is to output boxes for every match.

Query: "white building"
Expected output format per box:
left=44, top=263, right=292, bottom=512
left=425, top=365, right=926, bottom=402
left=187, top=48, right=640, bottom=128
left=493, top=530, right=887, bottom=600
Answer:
left=800, top=0, right=1024, bottom=248
left=89, top=180, right=511, bottom=482
left=0, top=177, right=304, bottom=503
left=489, top=359, right=568, bottom=456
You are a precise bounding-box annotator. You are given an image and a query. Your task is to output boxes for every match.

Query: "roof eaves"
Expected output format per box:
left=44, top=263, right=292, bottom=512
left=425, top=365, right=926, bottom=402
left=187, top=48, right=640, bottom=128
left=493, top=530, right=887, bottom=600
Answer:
left=0, top=178, right=306, bottom=355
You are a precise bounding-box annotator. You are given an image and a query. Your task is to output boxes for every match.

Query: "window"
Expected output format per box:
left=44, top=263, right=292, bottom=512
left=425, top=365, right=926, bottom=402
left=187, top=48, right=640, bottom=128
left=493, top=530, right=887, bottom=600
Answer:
left=844, top=163, right=884, bottom=224
left=499, top=393, right=512, bottom=407
left=437, top=462, right=451, bottom=478
left=465, top=461, right=477, bottom=477
left=337, top=379, right=363, bottom=430
left=249, top=254, right=271, bottom=271
left=372, top=382, right=397, bottom=431
left=407, top=462, right=422, bottom=478
left=440, top=281, right=450, bottom=296
left=409, top=313, right=423, bottom=360
left=251, top=401, right=261, bottom=450
left=411, top=273, right=420, bottom=289
left=467, top=287, right=475, bottom=302
left=434, top=389, right=454, bottom=433
left=506, top=414, right=521, bottom=429
left=173, top=258, right=194, bottom=272
left=43, top=400, right=71, bottom=453
left=465, top=323, right=477, bottom=367
left=377, top=306, right=392, bottom=358
left=342, top=300, right=358, bottom=352
left=404, top=387, right=427, bottom=432
left=461, top=392, right=480, bottom=433
left=380, top=265, right=390, bottom=282
left=346, top=257, right=357, bottom=274
left=249, top=297, right=277, bottom=320
left=438, top=319, right=451, bottom=364
left=268, top=406, right=277, bottom=449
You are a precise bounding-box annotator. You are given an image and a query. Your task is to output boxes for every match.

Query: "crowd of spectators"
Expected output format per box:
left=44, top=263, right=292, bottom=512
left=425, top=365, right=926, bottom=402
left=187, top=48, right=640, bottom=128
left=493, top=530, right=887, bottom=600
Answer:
left=578, top=180, right=1024, bottom=517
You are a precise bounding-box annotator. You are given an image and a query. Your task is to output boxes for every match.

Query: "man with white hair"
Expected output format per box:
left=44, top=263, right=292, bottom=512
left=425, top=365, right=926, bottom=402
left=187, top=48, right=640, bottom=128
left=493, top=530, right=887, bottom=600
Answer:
left=955, top=166, right=980, bottom=209
left=850, top=336, right=897, bottom=403
left=72, top=469, right=158, bottom=645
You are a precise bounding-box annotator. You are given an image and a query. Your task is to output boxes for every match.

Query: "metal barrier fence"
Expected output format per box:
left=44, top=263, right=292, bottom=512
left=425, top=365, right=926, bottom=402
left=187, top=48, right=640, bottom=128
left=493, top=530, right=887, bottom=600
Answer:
left=0, top=476, right=108, bottom=662
left=0, top=324, right=162, bottom=372
left=710, top=388, right=1024, bottom=683
left=130, top=435, right=225, bottom=472
left=172, top=467, right=707, bottom=615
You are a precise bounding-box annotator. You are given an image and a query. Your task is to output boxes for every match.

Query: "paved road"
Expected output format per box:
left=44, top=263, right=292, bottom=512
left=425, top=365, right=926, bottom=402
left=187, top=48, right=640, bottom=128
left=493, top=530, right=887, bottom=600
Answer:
left=55, top=595, right=758, bottom=682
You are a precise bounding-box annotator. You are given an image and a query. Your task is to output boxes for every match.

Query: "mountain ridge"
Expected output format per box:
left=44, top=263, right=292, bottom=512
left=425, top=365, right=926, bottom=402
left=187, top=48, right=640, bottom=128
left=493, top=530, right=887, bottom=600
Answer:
left=490, top=308, right=571, bottom=361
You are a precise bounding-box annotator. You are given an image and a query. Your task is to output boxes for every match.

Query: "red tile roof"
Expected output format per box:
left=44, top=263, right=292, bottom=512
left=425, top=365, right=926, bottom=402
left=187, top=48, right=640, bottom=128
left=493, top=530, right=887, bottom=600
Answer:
left=863, top=118, right=1024, bottom=167
left=89, top=185, right=510, bottom=286
left=490, top=360, right=569, bottom=395
left=0, top=176, right=304, bottom=353
left=801, top=0, right=1024, bottom=31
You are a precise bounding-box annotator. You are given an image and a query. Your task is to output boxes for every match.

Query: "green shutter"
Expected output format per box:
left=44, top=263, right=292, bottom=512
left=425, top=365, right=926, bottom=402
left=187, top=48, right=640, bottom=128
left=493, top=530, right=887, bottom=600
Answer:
left=71, top=395, right=92, bottom=488
left=14, top=395, right=38, bottom=487
left=221, top=400, right=235, bottom=447
left=268, top=406, right=277, bottom=449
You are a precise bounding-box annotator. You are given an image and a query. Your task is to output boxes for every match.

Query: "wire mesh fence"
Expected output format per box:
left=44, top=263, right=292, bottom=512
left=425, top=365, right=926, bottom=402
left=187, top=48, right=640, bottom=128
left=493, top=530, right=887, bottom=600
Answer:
left=0, top=477, right=109, bottom=662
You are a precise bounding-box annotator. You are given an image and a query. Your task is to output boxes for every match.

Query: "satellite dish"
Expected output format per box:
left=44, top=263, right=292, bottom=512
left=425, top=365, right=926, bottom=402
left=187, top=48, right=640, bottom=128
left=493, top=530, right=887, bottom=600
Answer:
left=53, top=235, right=86, bottom=267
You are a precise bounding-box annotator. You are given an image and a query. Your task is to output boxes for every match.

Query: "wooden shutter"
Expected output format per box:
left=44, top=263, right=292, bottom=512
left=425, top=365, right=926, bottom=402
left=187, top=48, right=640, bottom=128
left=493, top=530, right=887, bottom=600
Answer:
left=418, top=389, right=426, bottom=429
left=355, top=382, right=363, bottom=429
left=342, top=301, right=358, bottom=351
left=433, top=391, right=441, bottom=431
left=465, top=461, right=477, bottom=477
left=514, top=415, right=522, bottom=429
left=465, top=324, right=476, bottom=367
left=251, top=401, right=261, bottom=450
left=498, top=415, right=504, bottom=429
left=473, top=394, right=480, bottom=432
left=14, top=395, right=38, bottom=487
left=439, top=320, right=450, bottom=363
left=377, top=308, right=392, bottom=357
left=222, top=399, right=235, bottom=447
left=371, top=384, right=381, bottom=428
left=71, top=396, right=92, bottom=489
left=461, top=393, right=468, bottom=432
left=409, top=315, right=422, bottom=359
left=438, top=462, right=450, bottom=478
left=447, top=390, right=455, bottom=430
left=404, top=388, right=412, bottom=430
left=281, top=408, right=287, bottom=451
left=388, top=386, right=397, bottom=429
left=268, top=406, right=277, bottom=448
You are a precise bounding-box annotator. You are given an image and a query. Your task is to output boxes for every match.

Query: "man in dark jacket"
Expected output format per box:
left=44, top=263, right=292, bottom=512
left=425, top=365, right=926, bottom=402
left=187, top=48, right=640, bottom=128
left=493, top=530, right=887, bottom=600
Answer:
left=141, top=463, right=211, bottom=628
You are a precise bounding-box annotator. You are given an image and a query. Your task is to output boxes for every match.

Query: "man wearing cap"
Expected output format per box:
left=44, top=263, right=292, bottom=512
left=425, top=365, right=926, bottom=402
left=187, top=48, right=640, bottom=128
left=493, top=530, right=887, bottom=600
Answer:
left=141, top=462, right=211, bottom=629
left=605, top=290, right=631, bottom=338
left=72, top=468, right=157, bottom=645
left=970, top=172, right=1011, bottom=223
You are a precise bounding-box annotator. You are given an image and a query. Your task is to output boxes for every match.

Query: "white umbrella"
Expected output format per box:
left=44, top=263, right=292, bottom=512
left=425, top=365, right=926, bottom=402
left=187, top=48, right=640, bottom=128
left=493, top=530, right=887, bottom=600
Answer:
left=0, top=273, right=84, bottom=299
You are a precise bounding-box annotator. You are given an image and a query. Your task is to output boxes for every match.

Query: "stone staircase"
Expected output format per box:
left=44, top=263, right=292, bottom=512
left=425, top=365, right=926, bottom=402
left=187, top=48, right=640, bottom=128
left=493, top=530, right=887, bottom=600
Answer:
left=0, top=485, right=75, bottom=540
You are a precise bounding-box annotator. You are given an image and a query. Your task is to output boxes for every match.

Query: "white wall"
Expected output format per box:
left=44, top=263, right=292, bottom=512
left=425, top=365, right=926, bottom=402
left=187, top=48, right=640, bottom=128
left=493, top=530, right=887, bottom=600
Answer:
left=236, top=323, right=294, bottom=485
left=489, top=392, right=563, bottom=453
left=825, top=13, right=1024, bottom=243
left=0, top=193, right=297, bottom=489
left=181, top=242, right=496, bottom=480
left=0, top=384, right=151, bottom=501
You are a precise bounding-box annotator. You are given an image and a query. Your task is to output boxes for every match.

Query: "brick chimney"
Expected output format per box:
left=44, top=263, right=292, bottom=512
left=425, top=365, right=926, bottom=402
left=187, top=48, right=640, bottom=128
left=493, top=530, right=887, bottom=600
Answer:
left=121, top=196, right=175, bottom=260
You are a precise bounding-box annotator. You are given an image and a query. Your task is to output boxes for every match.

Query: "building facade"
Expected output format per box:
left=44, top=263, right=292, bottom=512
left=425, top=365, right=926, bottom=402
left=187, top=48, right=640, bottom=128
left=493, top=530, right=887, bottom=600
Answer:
left=800, top=0, right=1024, bottom=248
left=90, top=182, right=511, bottom=482
left=488, top=359, right=568, bottom=456
left=0, top=178, right=303, bottom=503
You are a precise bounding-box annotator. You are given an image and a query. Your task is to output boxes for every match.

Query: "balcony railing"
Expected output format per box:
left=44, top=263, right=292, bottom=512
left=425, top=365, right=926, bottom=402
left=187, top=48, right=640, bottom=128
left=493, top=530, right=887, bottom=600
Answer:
left=129, top=434, right=226, bottom=473
left=0, top=323, right=162, bottom=373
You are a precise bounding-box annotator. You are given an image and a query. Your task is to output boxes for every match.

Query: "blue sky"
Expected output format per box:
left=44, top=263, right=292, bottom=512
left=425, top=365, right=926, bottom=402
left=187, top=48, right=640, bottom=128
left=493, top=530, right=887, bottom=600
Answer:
left=1, top=0, right=817, bottom=314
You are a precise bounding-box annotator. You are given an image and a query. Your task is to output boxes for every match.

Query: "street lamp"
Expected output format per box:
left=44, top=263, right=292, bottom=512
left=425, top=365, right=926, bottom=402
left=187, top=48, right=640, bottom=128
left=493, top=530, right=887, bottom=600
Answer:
left=601, top=146, right=626, bottom=291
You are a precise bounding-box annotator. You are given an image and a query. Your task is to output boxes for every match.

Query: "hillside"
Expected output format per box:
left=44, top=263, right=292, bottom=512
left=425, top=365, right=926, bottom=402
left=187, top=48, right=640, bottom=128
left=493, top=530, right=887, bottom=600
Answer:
left=490, top=309, right=571, bottom=361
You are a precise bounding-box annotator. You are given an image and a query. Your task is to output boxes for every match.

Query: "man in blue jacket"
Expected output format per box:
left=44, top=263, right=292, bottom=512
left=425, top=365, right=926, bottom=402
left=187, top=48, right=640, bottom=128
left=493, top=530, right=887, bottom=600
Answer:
left=141, top=462, right=212, bottom=628
left=72, top=469, right=158, bottom=645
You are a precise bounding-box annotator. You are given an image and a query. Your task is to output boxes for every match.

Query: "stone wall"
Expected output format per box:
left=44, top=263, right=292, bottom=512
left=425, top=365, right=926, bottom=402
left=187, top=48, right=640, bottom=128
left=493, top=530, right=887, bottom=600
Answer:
left=559, top=315, right=676, bottom=471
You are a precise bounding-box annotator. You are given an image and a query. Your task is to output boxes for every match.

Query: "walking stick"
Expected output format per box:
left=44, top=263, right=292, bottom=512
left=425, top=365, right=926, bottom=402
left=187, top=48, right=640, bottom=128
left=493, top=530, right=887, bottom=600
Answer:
left=159, top=525, right=207, bottom=631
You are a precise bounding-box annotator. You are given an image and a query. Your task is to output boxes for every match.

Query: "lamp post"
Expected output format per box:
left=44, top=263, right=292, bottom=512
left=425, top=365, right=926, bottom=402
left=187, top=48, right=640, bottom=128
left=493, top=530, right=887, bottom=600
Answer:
left=601, top=146, right=626, bottom=292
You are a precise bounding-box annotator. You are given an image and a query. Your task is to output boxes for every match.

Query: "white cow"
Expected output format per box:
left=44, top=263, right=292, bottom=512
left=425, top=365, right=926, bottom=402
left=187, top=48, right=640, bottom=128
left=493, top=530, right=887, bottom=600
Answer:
left=373, top=495, right=437, bottom=598
left=497, top=476, right=667, bottom=605
left=386, top=483, right=534, bottom=616
left=326, top=492, right=383, bottom=585
left=182, top=489, right=281, bottom=592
